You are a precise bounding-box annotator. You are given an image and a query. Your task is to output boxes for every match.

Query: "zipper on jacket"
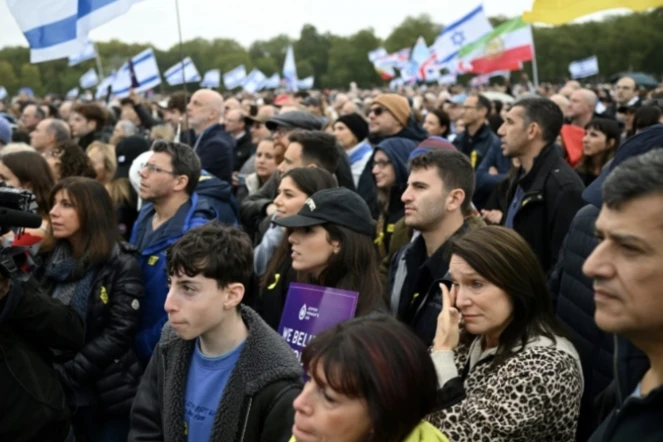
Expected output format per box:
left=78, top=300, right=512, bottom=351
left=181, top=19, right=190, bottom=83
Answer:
left=239, top=397, right=253, bottom=441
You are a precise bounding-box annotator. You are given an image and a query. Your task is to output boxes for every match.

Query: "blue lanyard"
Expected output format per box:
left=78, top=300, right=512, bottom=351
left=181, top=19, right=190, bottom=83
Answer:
left=348, top=142, right=372, bottom=165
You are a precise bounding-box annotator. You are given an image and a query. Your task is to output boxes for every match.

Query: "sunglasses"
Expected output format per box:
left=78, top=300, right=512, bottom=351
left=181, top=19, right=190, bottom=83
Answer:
left=369, top=106, right=385, bottom=117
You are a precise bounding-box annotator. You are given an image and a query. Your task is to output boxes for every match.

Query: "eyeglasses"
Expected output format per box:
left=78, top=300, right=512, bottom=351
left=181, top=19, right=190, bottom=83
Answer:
left=141, top=163, right=175, bottom=175
left=373, top=159, right=392, bottom=169
left=368, top=106, right=385, bottom=117
left=44, top=150, right=62, bottom=158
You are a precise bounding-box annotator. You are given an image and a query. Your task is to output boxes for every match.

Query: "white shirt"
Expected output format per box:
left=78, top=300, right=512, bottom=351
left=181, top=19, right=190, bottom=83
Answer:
left=345, top=140, right=373, bottom=188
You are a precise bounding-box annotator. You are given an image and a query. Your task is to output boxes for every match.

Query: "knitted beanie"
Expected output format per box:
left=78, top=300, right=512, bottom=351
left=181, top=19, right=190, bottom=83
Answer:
left=335, top=113, right=369, bottom=142
left=409, top=136, right=457, bottom=160
left=372, top=94, right=411, bottom=127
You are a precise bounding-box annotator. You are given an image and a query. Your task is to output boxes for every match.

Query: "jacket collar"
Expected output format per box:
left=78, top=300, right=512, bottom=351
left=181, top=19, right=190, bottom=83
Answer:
left=516, top=143, right=562, bottom=192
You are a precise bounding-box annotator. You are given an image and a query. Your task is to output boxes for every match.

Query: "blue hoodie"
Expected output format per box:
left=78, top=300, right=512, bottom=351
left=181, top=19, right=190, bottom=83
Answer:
left=130, top=170, right=238, bottom=364
left=373, top=137, right=417, bottom=252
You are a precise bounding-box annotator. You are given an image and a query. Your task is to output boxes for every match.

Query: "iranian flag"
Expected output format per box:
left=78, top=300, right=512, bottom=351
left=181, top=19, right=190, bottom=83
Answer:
left=458, top=17, right=534, bottom=75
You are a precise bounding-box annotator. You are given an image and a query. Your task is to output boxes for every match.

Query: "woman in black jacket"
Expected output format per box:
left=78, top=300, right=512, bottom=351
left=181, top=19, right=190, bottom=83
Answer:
left=42, top=177, right=144, bottom=442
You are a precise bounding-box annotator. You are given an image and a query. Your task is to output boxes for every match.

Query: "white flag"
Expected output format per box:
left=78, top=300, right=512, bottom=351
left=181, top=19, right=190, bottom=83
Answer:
left=69, top=40, right=97, bottom=66
left=164, top=57, right=201, bottom=86
left=201, top=69, right=221, bottom=88
left=569, top=56, right=599, bottom=79
left=66, top=87, right=79, bottom=98
left=111, top=48, right=161, bottom=98
left=297, top=76, right=314, bottom=90
left=0, top=87, right=7, bottom=100
left=243, top=69, right=268, bottom=93
left=80, top=68, right=99, bottom=88
left=223, top=65, right=247, bottom=89
left=433, top=5, right=493, bottom=67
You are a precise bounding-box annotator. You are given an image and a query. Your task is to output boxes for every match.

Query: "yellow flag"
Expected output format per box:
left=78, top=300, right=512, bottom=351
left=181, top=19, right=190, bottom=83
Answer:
left=523, top=0, right=663, bottom=25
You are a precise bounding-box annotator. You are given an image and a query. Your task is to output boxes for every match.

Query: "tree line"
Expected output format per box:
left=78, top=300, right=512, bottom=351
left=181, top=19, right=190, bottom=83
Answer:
left=1, top=8, right=662, bottom=96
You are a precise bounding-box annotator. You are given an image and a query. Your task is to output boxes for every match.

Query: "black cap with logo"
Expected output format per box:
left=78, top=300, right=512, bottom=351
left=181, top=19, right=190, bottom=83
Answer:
left=272, top=188, right=374, bottom=237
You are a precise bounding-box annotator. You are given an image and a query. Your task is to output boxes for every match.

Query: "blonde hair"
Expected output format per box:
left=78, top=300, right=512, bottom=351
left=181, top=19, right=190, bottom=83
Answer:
left=86, top=141, right=117, bottom=178
left=2, top=143, right=35, bottom=156
left=150, top=124, right=174, bottom=142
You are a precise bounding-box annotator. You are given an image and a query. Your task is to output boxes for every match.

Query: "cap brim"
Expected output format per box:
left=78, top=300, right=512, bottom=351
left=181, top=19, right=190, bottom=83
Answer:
left=272, top=214, right=325, bottom=229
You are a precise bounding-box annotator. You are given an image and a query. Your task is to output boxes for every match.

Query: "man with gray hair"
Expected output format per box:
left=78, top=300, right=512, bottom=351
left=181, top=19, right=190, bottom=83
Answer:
left=187, top=89, right=235, bottom=182
left=583, top=147, right=663, bottom=441
left=29, top=118, right=70, bottom=154
left=567, top=89, right=598, bottom=128
left=551, top=126, right=663, bottom=440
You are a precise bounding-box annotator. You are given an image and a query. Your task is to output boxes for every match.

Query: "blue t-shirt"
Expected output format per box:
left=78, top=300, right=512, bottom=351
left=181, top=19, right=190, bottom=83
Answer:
left=184, top=339, right=245, bottom=441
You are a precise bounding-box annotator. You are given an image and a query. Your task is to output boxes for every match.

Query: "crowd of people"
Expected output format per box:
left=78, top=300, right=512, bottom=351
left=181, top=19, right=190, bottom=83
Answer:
left=1, top=72, right=663, bottom=442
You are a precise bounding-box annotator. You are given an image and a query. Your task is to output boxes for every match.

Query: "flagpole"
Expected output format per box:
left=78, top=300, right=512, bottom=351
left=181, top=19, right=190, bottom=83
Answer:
left=94, top=43, right=105, bottom=79
left=530, top=26, right=539, bottom=88
left=174, top=0, right=188, bottom=100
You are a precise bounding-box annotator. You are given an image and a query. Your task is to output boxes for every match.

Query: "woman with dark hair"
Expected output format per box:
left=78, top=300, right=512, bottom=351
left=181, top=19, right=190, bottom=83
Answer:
left=290, top=315, right=449, bottom=442
left=577, top=118, right=621, bottom=186
left=257, top=168, right=338, bottom=328
left=45, top=141, right=96, bottom=182
left=42, top=177, right=144, bottom=442
left=273, top=188, right=386, bottom=317
left=371, top=137, right=417, bottom=258
left=428, top=226, right=582, bottom=441
left=633, top=105, right=663, bottom=134
left=0, top=151, right=55, bottom=247
left=423, top=109, right=451, bottom=138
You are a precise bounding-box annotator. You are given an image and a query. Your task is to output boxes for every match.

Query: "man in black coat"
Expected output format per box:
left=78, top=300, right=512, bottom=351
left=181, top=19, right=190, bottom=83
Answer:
left=129, top=224, right=301, bottom=442
left=551, top=125, right=663, bottom=441
left=498, top=96, right=585, bottom=274
left=0, top=277, right=85, bottom=442
left=187, top=89, right=235, bottom=182
left=583, top=148, right=663, bottom=442
left=225, top=108, right=254, bottom=172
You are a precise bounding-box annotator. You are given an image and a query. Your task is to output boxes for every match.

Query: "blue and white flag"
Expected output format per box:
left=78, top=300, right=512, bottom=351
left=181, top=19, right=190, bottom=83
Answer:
left=569, top=56, right=599, bottom=79
left=243, top=69, right=268, bottom=94
left=19, top=87, right=34, bottom=97
left=201, top=69, right=221, bottom=88
left=111, top=48, right=161, bottom=98
left=164, top=57, right=201, bottom=86
left=283, top=45, right=299, bottom=92
left=438, top=73, right=457, bottom=86
left=96, top=73, right=115, bottom=100
left=297, top=76, right=314, bottom=90
left=69, top=40, right=97, bottom=66
left=432, top=5, right=493, bottom=67
left=80, top=68, right=99, bottom=88
left=66, top=87, right=79, bottom=99
left=389, top=78, right=405, bottom=91
left=368, top=47, right=388, bottom=63
left=263, top=73, right=281, bottom=90
left=0, top=87, right=7, bottom=100
left=7, top=0, right=141, bottom=63
left=223, top=65, right=247, bottom=89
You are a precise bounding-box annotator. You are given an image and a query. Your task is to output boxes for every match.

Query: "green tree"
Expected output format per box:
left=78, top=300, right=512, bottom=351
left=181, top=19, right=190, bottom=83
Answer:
left=19, top=63, right=42, bottom=95
left=324, top=30, right=382, bottom=88
left=294, top=25, right=331, bottom=84
left=384, top=14, right=441, bottom=52
left=0, top=61, right=18, bottom=94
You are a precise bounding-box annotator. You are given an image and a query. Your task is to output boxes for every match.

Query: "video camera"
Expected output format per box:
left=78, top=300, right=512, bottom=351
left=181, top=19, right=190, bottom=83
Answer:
left=0, top=184, right=43, bottom=279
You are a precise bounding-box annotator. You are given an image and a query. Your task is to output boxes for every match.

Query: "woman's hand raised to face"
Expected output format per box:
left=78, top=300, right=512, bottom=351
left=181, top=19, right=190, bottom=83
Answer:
left=433, top=282, right=460, bottom=353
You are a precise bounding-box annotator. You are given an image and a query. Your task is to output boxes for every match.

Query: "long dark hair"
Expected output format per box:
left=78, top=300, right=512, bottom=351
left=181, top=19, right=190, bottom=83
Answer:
left=2, top=151, right=55, bottom=218
left=451, top=226, right=570, bottom=367
left=306, top=223, right=385, bottom=316
left=50, top=177, right=119, bottom=264
left=576, top=118, right=620, bottom=176
left=260, top=168, right=338, bottom=291
left=302, top=315, right=438, bottom=442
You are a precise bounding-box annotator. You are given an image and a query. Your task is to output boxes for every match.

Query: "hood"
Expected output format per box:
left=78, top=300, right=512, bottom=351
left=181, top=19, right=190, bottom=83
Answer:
left=403, top=421, right=450, bottom=442
left=374, top=137, right=418, bottom=185
left=583, top=124, right=663, bottom=207
left=196, top=170, right=239, bottom=218
left=135, top=194, right=201, bottom=250
left=398, top=115, right=429, bottom=142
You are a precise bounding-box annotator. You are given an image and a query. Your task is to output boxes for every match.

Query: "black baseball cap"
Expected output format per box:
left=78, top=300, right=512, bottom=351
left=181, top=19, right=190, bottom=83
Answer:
left=273, top=188, right=374, bottom=237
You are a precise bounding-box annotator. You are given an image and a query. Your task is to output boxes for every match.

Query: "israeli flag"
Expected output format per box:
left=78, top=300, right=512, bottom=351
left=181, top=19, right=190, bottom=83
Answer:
left=438, top=74, right=457, bottom=86
left=80, top=68, right=99, bottom=88
left=111, top=48, right=161, bottom=98
left=297, top=76, right=314, bottom=90
left=243, top=69, right=268, bottom=94
left=389, top=78, right=405, bottom=91
left=96, top=74, right=115, bottom=100
left=0, top=87, right=7, bottom=100
left=223, top=65, right=247, bottom=90
left=69, top=40, right=97, bottom=66
left=201, top=69, right=221, bottom=88
left=569, top=56, right=599, bottom=79
left=7, top=0, right=141, bottom=63
left=164, top=57, right=201, bottom=86
left=263, top=73, right=281, bottom=90
left=283, top=45, right=298, bottom=92
left=66, top=87, right=79, bottom=99
left=19, top=87, right=34, bottom=97
left=432, top=5, right=493, bottom=65
left=368, top=47, right=388, bottom=63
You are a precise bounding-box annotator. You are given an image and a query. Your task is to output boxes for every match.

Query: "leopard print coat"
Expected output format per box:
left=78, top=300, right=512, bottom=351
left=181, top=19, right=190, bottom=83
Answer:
left=427, top=335, right=583, bottom=442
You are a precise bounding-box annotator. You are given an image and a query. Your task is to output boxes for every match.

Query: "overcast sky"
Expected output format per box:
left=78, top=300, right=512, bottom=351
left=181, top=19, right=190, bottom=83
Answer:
left=0, top=0, right=622, bottom=51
